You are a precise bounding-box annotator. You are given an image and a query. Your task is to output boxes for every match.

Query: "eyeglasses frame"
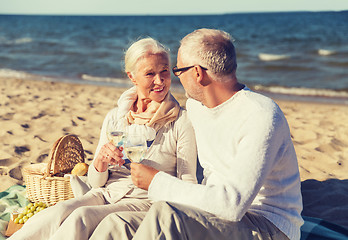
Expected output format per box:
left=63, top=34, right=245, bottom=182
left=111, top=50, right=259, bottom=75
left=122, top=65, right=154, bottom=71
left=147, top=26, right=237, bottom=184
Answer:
left=172, top=65, right=208, bottom=77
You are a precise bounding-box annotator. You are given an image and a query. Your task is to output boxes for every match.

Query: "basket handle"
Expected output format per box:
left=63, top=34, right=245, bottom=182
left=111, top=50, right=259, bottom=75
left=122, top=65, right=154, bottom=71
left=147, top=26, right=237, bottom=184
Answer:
left=44, top=136, right=64, bottom=177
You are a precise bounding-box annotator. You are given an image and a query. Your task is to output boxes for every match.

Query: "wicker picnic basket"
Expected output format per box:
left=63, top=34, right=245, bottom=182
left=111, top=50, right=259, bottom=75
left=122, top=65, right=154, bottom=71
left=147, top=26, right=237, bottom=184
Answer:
left=22, top=134, right=85, bottom=206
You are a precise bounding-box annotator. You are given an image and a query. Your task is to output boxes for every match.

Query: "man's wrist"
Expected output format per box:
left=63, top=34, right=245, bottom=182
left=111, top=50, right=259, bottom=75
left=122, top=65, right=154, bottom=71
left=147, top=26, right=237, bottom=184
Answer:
left=148, top=171, right=162, bottom=194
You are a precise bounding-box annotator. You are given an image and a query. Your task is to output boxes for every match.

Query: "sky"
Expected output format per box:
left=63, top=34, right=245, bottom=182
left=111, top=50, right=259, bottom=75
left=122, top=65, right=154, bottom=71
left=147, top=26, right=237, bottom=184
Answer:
left=0, top=0, right=347, bottom=15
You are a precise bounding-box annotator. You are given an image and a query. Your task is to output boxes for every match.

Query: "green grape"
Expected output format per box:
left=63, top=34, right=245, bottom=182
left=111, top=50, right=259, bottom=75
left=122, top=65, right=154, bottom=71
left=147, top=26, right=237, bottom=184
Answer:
left=16, top=201, right=49, bottom=224
left=12, top=201, right=49, bottom=225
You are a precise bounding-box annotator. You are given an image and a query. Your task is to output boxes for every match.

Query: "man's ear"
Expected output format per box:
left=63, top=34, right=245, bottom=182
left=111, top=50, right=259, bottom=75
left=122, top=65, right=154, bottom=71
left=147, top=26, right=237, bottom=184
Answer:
left=193, top=66, right=209, bottom=86
left=127, top=72, right=137, bottom=85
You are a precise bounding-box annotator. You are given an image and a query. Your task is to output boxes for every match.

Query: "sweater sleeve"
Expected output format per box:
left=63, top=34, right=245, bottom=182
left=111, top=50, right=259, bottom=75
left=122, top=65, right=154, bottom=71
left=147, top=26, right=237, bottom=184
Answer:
left=148, top=109, right=289, bottom=221
left=175, top=110, right=198, bottom=184
left=88, top=109, right=116, bottom=188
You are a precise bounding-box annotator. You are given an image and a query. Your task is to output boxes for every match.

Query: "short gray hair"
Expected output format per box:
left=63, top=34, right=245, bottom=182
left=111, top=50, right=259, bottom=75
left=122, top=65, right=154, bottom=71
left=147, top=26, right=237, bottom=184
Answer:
left=125, top=37, right=170, bottom=74
left=179, top=29, right=237, bottom=79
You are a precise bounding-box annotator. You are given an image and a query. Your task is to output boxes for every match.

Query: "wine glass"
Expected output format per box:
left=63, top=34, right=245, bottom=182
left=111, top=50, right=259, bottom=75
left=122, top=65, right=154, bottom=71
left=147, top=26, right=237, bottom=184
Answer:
left=106, top=118, right=126, bottom=170
left=124, top=134, right=147, bottom=164
left=123, top=133, right=148, bottom=188
left=107, top=131, right=124, bottom=147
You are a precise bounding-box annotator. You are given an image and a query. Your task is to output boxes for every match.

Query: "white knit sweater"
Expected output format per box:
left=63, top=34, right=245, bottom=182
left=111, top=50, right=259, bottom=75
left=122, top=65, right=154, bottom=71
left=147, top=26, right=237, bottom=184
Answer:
left=148, top=87, right=304, bottom=240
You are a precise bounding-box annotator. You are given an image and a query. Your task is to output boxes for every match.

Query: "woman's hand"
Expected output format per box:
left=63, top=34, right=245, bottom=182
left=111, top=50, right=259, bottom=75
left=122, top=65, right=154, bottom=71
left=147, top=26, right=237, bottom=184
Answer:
left=94, top=142, right=125, bottom=172
left=130, top=163, right=159, bottom=190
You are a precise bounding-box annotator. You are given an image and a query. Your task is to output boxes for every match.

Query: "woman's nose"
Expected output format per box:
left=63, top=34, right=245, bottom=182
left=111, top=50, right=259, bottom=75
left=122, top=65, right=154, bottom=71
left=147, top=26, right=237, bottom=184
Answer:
left=153, top=74, right=163, bottom=84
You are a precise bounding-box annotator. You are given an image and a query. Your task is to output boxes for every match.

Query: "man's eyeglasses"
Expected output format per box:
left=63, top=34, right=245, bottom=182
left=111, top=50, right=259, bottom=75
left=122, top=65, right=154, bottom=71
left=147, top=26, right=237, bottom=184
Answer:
left=172, top=65, right=207, bottom=77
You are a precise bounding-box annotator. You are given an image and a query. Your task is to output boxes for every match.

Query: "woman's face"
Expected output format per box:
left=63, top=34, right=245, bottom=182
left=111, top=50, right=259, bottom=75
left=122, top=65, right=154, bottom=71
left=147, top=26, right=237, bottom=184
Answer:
left=128, top=53, right=171, bottom=103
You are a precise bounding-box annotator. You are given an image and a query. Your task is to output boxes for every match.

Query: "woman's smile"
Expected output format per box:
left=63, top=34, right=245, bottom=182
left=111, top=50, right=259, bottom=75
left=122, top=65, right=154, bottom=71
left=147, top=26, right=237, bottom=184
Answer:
left=152, top=86, right=165, bottom=92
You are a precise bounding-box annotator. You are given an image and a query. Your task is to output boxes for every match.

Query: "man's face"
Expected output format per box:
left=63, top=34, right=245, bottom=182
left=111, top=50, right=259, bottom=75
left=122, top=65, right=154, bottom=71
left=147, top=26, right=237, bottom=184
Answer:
left=177, top=49, right=204, bottom=102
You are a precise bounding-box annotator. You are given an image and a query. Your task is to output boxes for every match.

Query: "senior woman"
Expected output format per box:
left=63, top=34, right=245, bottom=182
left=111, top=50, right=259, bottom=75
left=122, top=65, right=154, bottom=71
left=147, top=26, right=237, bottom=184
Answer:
left=9, top=38, right=197, bottom=240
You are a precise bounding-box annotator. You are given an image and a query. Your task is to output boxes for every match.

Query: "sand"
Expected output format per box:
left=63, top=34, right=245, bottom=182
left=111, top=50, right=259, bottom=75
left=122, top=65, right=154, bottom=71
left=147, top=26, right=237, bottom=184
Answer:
left=1, top=77, right=348, bottom=228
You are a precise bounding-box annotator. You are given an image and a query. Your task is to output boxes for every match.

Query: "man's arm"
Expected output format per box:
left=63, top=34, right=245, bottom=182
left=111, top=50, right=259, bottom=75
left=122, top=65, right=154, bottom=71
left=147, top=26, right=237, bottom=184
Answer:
left=131, top=110, right=293, bottom=221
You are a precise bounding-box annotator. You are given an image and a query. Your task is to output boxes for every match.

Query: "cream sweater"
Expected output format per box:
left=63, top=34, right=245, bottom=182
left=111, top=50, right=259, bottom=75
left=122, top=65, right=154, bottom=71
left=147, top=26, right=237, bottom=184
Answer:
left=148, top=87, right=304, bottom=240
left=88, top=88, right=197, bottom=204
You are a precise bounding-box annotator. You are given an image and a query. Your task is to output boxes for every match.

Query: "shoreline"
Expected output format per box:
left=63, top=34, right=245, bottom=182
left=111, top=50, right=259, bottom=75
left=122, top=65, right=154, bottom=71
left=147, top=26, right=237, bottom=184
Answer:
left=1, top=70, right=348, bottom=106
left=255, top=90, right=348, bottom=106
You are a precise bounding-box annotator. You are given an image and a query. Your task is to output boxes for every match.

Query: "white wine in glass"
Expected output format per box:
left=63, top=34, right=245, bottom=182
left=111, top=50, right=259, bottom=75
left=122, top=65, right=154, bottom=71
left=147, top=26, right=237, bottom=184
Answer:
left=107, top=131, right=124, bottom=147
left=124, top=134, right=147, bottom=163
left=106, top=118, right=126, bottom=170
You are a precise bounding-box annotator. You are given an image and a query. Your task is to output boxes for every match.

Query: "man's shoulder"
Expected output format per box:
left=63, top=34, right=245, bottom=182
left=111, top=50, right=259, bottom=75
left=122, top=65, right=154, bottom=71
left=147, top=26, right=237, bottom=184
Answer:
left=186, top=98, right=205, bottom=113
left=235, top=89, right=288, bottom=126
left=239, top=89, right=278, bottom=112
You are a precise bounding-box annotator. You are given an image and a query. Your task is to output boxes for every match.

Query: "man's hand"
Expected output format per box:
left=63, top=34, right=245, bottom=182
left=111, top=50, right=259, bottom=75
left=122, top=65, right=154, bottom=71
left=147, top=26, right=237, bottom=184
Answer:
left=130, top=163, right=159, bottom=190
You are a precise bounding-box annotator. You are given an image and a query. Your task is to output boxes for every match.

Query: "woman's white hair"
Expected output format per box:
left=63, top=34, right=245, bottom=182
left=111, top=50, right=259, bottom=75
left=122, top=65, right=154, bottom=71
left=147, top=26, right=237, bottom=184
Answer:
left=124, top=37, right=170, bottom=74
left=179, top=28, right=237, bottom=80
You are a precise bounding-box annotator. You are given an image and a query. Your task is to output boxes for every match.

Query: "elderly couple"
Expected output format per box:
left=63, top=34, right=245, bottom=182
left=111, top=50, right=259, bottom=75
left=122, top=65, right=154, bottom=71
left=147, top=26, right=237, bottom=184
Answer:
left=10, top=28, right=303, bottom=240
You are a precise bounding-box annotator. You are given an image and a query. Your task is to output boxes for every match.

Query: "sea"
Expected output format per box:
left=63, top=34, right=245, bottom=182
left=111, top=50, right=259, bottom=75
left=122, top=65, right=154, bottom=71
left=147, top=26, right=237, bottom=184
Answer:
left=1, top=11, right=348, bottom=104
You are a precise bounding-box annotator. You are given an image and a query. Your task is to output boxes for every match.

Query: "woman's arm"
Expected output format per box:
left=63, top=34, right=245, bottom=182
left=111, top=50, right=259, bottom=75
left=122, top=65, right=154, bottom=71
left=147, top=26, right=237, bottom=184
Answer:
left=88, top=108, right=124, bottom=188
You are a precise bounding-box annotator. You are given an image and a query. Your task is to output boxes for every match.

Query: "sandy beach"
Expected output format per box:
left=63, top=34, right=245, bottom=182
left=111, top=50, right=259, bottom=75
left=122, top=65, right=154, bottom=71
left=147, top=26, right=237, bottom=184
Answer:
left=1, top=77, right=348, bottom=228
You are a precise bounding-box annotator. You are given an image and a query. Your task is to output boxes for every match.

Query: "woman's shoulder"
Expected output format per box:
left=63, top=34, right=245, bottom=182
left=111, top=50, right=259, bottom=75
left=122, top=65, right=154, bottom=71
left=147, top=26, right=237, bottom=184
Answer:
left=105, top=107, right=120, bottom=119
left=171, top=107, right=193, bottom=131
left=175, top=107, right=188, bottom=122
left=108, top=106, right=119, bottom=114
left=161, top=107, right=187, bottom=129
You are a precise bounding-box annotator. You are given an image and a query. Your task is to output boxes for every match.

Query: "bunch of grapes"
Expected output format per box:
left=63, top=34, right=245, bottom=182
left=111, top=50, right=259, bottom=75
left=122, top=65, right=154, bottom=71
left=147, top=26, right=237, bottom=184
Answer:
left=13, top=202, right=47, bottom=224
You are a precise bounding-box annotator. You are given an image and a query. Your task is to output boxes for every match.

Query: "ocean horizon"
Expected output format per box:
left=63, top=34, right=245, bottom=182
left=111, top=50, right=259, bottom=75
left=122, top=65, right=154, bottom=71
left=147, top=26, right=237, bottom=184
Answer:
left=1, top=11, right=347, bottom=104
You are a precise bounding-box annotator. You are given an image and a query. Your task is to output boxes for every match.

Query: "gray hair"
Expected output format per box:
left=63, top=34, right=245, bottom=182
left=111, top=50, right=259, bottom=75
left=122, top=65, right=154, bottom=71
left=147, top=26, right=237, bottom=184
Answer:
left=179, top=29, right=237, bottom=79
left=124, top=37, right=170, bottom=74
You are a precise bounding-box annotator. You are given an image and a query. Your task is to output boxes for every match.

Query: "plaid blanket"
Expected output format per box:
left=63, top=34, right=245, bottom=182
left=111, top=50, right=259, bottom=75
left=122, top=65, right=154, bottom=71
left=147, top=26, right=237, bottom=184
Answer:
left=0, top=185, right=29, bottom=240
left=301, top=216, right=348, bottom=240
